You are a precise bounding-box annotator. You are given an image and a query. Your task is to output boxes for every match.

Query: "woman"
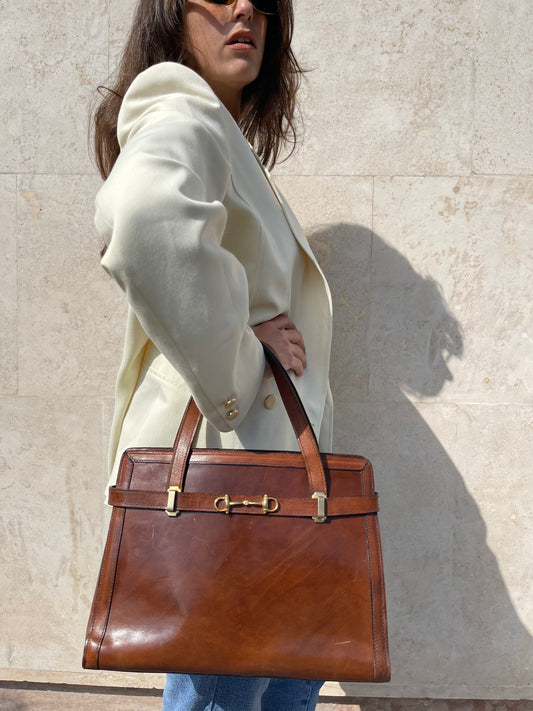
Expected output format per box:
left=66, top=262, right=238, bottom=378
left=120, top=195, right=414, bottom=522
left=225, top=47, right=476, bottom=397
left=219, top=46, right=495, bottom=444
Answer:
left=93, top=0, right=333, bottom=708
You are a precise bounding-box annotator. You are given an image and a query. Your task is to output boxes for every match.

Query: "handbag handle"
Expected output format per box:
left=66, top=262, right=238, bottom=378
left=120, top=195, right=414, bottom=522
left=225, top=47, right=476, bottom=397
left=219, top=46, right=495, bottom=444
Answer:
left=165, top=345, right=327, bottom=497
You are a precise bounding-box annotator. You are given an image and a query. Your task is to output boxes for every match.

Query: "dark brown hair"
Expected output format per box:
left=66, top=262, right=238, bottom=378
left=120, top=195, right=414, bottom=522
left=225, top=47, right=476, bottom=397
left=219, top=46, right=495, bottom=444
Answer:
left=92, top=0, right=303, bottom=178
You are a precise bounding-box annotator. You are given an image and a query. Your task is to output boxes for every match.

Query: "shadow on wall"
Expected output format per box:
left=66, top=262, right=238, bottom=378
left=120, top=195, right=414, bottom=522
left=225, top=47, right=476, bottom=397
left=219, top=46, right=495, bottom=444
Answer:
left=309, top=223, right=532, bottom=693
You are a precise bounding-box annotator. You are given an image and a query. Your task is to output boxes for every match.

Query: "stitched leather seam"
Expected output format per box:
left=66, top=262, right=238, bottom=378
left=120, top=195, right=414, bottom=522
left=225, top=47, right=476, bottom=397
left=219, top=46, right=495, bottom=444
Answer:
left=97, top=508, right=126, bottom=667
left=95, top=454, right=136, bottom=667
left=126, top=453, right=368, bottom=473
left=361, top=473, right=378, bottom=679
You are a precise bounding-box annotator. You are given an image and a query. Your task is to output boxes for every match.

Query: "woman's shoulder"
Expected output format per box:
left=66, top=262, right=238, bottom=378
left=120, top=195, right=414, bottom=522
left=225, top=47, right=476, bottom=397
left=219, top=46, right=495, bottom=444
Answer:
left=117, top=62, right=232, bottom=150
left=123, top=62, right=217, bottom=108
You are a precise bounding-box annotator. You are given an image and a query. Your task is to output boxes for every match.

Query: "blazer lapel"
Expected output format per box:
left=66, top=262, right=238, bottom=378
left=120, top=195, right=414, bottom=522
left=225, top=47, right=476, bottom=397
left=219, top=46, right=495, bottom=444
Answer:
left=249, top=151, right=323, bottom=271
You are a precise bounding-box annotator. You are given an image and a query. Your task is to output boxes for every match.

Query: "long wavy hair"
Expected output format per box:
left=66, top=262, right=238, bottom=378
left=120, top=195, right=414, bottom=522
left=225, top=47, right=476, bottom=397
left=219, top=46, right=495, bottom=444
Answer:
left=92, top=0, right=303, bottom=178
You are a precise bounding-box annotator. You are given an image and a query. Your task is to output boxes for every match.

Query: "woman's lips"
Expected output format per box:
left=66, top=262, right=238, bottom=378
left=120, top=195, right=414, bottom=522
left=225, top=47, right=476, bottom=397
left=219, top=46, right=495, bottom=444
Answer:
left=228, top=42, right=255, bottom=50
left=227, top=32, right=256, bottom=49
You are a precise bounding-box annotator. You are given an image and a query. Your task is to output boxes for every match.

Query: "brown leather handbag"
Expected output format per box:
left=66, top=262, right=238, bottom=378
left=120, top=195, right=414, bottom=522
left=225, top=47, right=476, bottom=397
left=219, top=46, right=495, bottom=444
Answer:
left=83, top=347, right=390, bottom=682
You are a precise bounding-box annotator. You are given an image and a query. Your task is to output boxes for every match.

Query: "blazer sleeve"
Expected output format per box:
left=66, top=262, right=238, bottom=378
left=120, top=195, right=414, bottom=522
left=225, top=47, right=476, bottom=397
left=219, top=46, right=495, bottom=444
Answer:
left=95, top=63, right=265, bottom=431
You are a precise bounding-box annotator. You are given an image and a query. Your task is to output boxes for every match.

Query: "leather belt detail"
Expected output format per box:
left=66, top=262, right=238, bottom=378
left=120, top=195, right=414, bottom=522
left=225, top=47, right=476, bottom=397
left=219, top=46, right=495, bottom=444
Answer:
left=213, top=494, right=280, bottom=515
left=108, top=487, right=379, bottom=519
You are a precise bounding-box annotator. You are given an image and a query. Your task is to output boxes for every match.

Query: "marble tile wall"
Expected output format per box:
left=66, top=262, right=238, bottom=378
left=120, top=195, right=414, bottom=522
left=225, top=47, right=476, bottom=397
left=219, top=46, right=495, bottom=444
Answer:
left=0, top=0, right=531, bottom=703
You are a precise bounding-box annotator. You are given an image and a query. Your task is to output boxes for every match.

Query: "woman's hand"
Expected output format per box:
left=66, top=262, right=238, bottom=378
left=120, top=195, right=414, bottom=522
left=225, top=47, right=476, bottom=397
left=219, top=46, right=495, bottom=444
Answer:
left=252, top=314, right=307, bottom=376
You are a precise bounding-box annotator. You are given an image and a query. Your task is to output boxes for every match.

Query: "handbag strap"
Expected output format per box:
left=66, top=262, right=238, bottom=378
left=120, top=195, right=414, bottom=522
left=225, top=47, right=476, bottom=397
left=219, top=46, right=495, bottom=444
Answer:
left=166, top=345, right=327, bottom=496
left=265, top=346, right=327, bottom=495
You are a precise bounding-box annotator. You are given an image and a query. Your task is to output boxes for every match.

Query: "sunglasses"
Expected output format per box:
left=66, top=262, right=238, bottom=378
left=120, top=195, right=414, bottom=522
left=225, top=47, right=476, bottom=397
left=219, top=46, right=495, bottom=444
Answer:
left=204, top=0, right=278, bottom=16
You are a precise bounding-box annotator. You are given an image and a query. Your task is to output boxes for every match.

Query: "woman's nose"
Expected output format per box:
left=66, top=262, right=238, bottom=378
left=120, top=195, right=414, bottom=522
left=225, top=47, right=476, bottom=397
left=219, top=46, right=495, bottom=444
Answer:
left=232, top=0, right=254, bottom=20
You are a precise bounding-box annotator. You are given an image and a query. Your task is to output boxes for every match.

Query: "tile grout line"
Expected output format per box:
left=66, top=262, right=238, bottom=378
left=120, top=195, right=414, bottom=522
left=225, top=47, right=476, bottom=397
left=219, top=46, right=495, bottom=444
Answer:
left=368, top=174, right=375, bottom=402
left=14, top=173, right=20, bottom=398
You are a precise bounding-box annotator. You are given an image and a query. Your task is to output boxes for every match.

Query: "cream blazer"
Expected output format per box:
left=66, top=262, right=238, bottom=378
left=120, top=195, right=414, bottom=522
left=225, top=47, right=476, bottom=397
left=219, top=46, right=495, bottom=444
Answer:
left=95, top=63, right=333, bottom=489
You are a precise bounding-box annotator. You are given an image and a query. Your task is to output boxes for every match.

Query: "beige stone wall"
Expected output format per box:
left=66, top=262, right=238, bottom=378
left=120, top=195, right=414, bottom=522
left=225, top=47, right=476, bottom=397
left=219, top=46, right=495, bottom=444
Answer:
left=1, top=0, right=531, bottom=703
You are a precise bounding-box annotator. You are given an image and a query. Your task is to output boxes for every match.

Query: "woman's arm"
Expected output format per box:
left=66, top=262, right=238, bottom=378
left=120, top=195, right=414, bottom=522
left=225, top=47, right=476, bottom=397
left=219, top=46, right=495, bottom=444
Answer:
left=96, top=64, right=266, bottom=431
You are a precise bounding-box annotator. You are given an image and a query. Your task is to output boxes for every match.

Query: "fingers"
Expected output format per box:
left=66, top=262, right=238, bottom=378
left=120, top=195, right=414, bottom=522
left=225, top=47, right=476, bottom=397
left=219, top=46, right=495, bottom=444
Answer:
left=286, top=329, right=306, bottom=355
left=270, top=314, right=306, bottom=353
left=287, top=344, right=307, bottom=375
left=252, top=314, right=307, bottom=376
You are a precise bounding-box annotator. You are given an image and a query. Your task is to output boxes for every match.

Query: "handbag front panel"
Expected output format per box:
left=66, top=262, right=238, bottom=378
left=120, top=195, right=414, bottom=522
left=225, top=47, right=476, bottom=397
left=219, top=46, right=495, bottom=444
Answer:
left=88, top=449, right=390, bottom=682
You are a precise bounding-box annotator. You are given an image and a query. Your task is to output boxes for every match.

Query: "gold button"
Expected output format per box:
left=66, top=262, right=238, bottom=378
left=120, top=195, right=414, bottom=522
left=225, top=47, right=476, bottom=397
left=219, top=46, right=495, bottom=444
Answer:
left=263, top=394, right=277, bottom=410
left=226, top=409, right=239, bottom=420
left=224, top=397, right=237, bottom=409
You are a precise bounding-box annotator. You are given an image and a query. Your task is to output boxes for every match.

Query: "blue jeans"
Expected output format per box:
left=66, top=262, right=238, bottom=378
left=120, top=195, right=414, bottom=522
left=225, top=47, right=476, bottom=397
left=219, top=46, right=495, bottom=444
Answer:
left=161, top=674, right=323, bottom=711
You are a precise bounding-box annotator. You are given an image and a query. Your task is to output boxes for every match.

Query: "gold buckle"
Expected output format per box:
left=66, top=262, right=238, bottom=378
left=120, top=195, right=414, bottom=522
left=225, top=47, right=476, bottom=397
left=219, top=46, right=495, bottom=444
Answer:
left=312, top=492, right=327, bottom=523
left=214, top=494, right=279, bottom=515
left=165, top=486, right=182, bottom=517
